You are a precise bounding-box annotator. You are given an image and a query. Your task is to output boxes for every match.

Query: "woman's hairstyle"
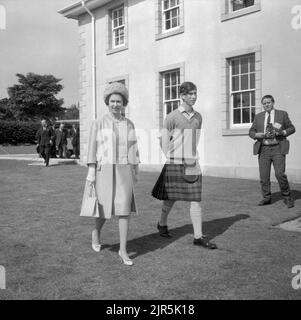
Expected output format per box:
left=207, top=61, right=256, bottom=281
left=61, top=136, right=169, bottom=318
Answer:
left=261, top=95, right=275, bottom=103
left=179, top=82, right=197, bottom=95
left=103, top=82, right=129, bottom=106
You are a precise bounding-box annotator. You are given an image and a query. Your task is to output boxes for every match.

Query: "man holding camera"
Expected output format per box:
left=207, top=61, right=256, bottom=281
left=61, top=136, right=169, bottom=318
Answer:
left=249, top=95, right=296, bottom=208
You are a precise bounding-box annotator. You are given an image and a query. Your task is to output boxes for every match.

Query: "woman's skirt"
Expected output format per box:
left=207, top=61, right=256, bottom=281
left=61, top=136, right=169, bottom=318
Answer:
left=151, top=164, right=202, bottom=202
left=96, top=164, right=136, bottom=218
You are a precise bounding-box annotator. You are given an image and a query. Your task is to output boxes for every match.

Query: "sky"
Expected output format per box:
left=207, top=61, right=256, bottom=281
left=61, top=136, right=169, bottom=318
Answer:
left=0, top=0, right=79, bottom=107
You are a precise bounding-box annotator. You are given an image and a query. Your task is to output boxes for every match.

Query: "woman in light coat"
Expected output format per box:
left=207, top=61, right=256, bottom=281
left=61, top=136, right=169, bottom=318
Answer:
left=86, top=82, right=139, bottom=266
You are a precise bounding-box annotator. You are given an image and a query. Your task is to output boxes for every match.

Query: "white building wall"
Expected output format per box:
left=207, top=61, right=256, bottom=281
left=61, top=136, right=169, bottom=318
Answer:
left=75, top=0, right=301, bottom=182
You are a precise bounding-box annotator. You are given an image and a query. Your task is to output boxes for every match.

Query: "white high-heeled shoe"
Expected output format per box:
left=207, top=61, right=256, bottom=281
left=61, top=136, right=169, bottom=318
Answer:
left=118, top=251, right=133, bottom=266
left=92, top=231, right=101, bottom=252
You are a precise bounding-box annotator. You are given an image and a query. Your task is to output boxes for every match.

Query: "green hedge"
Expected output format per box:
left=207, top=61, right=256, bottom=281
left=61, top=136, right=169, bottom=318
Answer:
left=0, top=121, right=40, bottom=144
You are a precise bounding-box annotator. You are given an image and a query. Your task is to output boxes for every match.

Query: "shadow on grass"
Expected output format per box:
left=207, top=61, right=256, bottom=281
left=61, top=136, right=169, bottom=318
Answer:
left=271, top=189, right=301, bottom=204
left=105, top=214, right=249, bottom=258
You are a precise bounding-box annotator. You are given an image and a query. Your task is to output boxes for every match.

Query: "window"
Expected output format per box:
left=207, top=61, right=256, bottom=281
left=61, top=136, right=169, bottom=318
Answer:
left=107, top=2, right=128, bottom=55
left=162, top=0, right=180, bottom=32
left=231, top=0, right=254, bottom=12
left=112, top=6, right=125, bottom=48
left=221, top=0, right=261, bottom=21
left=155, top=0, right=184, bottom=41
left=230, top=54, right=256, bottom=126
left=163, top=69, right=181, bottom=117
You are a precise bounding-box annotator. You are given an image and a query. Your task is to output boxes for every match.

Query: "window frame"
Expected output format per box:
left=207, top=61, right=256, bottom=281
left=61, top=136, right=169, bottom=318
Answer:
left=162, top=69, right=181, bottom=118
left=111, top=6, right=125, bottom=49
left=156, top=63, right=185, bottom=129
left=155, top=0, right=184, bottom=41
left=106, top=1, right=128, bottom=55
left=221, top=46, right=262, bottom=136
left=162, top=0, right=181, bottom=34
left=229, top=54, right=256, bottom=129
left=221, top=0, right=261, bottom=22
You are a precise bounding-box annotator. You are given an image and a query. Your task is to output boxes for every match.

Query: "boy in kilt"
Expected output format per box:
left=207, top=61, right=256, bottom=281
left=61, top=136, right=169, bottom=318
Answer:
left=152, top=82, right=217, bottom=249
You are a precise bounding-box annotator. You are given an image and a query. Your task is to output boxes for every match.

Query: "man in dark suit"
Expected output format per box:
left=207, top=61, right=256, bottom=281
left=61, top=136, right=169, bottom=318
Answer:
left=55, top=123, right=68, bottom=158
left=249, top=95, right=296, bottom=208
left=70, top=123, right=80, bottom=159
left=35, top=119, right=54, bottom=167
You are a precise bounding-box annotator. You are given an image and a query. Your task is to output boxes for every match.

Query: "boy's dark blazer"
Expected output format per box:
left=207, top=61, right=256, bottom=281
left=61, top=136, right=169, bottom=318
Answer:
left=249, top=109, right=295, bottom=155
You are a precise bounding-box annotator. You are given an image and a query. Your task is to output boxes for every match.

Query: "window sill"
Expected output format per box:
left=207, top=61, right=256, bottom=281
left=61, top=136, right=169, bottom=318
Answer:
left=222, top=128, right=250, bottom=136
left=106, top=45, right=128, bottom=55
left=155, top=26, right=184, bottom=41
left=221, top=4, right=261, bottom=22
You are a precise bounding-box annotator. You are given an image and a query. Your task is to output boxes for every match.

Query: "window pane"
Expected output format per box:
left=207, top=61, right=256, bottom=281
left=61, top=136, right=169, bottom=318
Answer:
left=250, top=73, right=255, bottom=89
left=242, top=108, right=250, bottom=123
left=251, top=107, right=256, bottom=122
left=171, top=7, right=178, bottom=18
left=171, top=86, right=177, bottom=99
left=250, top=55, right=255, bottom=72
left=233, top=109, right=241, bottom=124
left=241, top=57, right=249, bottom=74
left=241, top=74, right=249, bottom=90
left=251, top=91, right=255, bottom=106
left=172, top=101, right=179, bottom=111
left=232, top=76, right=240, bottom=91
left=232, top=59, right=240, bottom=75
left=166, top=102, right=172, bottom=115
left=165, top=74, right=170, bottom=86
left=242, top=92, right=250, bottom=107
left=172, top=17, right=178, bottom=28
left=165, top=87, right=171, bottom=100
left=165, top=19, right=171, bottom=30
left=170, top=0, right=176, bottom=7
left=233, top=0, right=254, bottom=11
left=164, top=0, right=169, bottom=10
left=233, top=93, right=242, bottom=109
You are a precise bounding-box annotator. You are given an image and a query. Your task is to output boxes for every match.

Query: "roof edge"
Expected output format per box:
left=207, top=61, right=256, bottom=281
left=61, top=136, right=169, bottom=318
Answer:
left=58, top=0, right=113, bottom=19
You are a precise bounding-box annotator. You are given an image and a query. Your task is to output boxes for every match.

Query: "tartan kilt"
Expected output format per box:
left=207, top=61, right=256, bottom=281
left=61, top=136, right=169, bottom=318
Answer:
left=151, top=164, right=202, bottom=201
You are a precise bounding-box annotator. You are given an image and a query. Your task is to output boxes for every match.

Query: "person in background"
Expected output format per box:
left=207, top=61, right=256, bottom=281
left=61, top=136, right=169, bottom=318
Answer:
left=249, top=95, right=296, bottom=208
left=49, top=122, right=57, bottom=158
left=55, top=123, right=67, bottom=158
left=70, top=123, right=80, bottom=159
left=35, top=119, right=54, bottom=167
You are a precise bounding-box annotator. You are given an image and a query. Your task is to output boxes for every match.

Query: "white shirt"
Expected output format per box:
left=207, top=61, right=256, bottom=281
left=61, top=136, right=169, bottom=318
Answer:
left=179, top=105, right=195, bottom=120
left=264, top=109, right=275, bottom=134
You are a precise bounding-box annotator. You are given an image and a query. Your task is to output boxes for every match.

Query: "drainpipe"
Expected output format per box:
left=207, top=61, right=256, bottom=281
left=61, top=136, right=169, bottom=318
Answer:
left=81, top=1, right=97, bottom=120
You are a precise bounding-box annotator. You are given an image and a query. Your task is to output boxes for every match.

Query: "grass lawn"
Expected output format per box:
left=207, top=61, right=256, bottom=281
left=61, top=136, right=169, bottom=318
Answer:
left=0, top=159, right=301, bottom=300
left=0, top=144, right=37, bottom=155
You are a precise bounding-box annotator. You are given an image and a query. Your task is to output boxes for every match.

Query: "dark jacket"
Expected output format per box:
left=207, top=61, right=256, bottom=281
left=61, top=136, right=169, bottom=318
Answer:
left=249, top=109, right=296, bottom=155
left=55, top=128, right=68, bottom=146
left=36, top=127, right=54, bottom=146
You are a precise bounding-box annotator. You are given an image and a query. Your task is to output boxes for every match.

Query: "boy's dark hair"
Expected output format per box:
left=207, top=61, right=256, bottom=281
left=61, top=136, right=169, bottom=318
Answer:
left=179, top=82, right=197, bottom=95
left=261, top=95, right=275, bottom=103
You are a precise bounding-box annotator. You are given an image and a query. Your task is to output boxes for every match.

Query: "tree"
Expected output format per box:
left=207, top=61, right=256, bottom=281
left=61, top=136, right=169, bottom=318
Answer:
left=0, top=98, right=15, bottom=120
left=6, top=73, right=66, bottom=121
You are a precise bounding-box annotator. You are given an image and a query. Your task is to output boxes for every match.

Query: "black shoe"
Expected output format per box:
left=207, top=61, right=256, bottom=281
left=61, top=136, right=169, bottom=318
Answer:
left=193, top=236, right=217, bottom=249
left=258, top=198, right=271, bottom=206
left=284, top=197, right=295, bottom=209
left=157, top=222, right=172, bottom=238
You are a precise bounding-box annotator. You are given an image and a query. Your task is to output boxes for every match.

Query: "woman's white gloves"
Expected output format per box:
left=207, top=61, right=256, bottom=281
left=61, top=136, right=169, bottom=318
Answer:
left=86, top=165, right=96, bottom=183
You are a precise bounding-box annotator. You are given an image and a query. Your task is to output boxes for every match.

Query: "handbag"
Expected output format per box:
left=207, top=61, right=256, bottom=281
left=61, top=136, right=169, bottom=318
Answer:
left=183, top=159, right=201, bottom=184
left=80, top=182, right=100, bottom=217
